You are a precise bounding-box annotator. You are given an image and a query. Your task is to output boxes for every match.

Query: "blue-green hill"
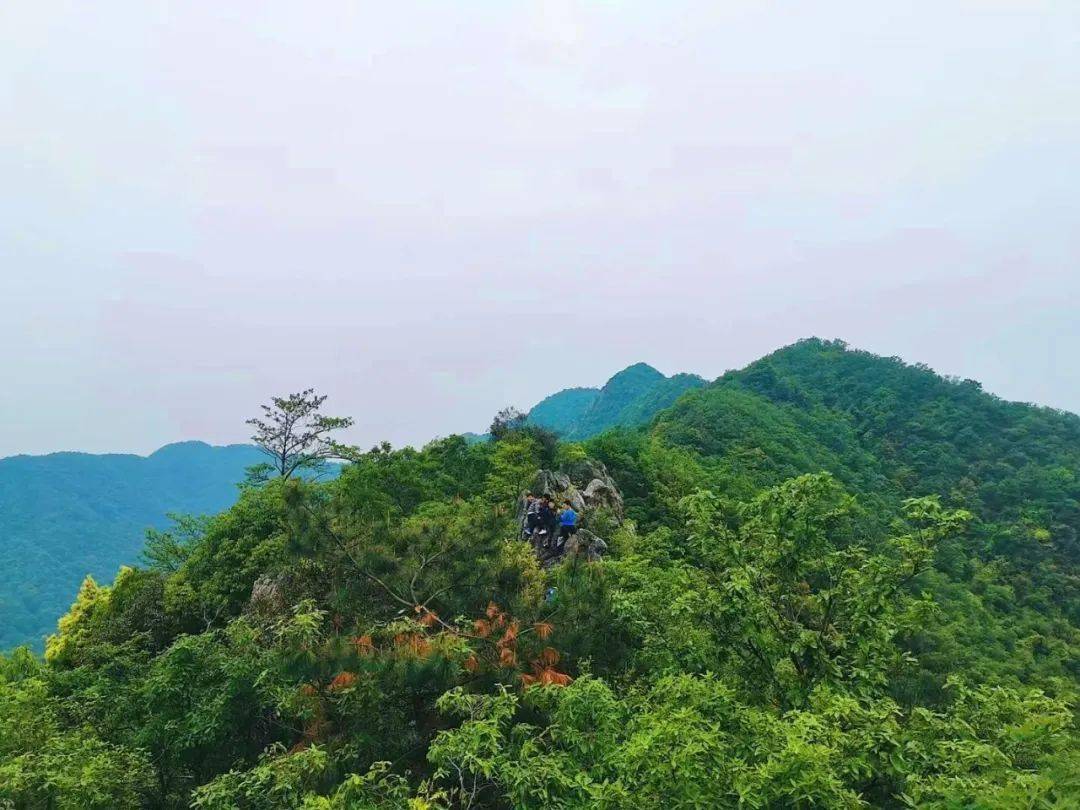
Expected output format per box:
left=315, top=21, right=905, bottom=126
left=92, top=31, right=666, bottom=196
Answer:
left=528, top=363, right=705, bottom=440
left=0, top=442, right=264, bottom=650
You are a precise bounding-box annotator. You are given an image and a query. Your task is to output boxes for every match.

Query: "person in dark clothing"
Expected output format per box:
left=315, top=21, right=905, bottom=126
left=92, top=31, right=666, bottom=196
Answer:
left=558, top=503, right=578, bottom=550
left=523, top=493, right=540, bottom=539
left=545, top=498, right=560, bottom=537
left=535, top=498, right=557, bottom=552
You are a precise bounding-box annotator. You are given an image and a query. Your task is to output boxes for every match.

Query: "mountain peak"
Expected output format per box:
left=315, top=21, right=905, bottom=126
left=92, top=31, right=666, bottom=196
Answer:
left=149, top=440, right=213, bottom=457
left=602, top=362, right=665, bottom=390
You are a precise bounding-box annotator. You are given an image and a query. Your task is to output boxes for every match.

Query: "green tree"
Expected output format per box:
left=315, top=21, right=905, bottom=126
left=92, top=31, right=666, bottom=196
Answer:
left=247, top=389, right=355, bottom=480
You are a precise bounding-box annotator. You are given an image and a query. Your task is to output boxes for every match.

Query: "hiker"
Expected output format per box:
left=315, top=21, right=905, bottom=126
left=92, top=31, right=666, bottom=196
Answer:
left=535, top=497, right=557, bottom=552
left=522, top=493, right=540, bottom=539
left=557, top=502, right=578, bottom=551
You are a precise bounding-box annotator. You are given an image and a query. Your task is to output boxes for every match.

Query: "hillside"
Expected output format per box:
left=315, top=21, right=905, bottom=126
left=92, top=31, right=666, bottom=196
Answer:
left=588, top=338, right=1080, bottom=687
left=527, top=362, right=705, bottom=439
left=525, top=387, right=599, bottom=434
left=0, top=363, right=702, bottom=653
left=0, top=442, right=264, bottom=650
left=2, top=341, right=1079, bottom=807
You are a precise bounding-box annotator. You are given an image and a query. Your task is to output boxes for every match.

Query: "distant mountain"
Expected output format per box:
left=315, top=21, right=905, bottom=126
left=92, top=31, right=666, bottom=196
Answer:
left=526, top=387, right=600, bottom=435
left=528, top=363, right=706, bottom=440
left=0, top=441, right=264, bottom=650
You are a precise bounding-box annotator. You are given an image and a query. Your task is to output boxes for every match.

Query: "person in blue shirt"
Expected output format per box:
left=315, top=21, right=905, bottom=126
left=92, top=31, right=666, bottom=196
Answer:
left=558, top=503, right=578, bottom=549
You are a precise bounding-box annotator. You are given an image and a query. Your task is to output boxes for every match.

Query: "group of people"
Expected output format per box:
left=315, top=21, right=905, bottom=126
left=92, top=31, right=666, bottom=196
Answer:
left=521, top=493, right=578, bottom=554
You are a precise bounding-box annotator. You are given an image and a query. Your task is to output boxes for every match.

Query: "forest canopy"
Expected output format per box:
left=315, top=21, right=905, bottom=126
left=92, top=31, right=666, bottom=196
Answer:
left=2, top=339, right=1078, bottom=808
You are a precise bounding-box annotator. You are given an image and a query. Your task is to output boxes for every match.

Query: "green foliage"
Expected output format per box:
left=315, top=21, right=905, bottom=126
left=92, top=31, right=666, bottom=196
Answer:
left=898, top=678, right=1078, bottom=808
left=0, top=648, right=155, bottom=809
left=191, top=744, right=332, bottom=809
left=4, top=342, right=1080, bottom=807
left=427, top=673, right=1077, bottom=809
left=485, top=434, right=543, bottom=504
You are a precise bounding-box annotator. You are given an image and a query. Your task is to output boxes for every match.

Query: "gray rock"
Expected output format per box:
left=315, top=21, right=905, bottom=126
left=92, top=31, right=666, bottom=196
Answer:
left=564, top=528, right=608, bottom=562
left=517, top=462, right=623, bottom=564
left=583, top=476, right=624, bottom=518
left=248, top=574, right=287, bottom=616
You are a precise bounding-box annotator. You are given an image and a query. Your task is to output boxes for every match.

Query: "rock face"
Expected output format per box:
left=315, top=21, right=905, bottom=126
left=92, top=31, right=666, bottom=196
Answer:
left=517, top=460, right=622, bottom=565
left=247, top=574, right=289, bottom=617
left=563, top=528, right=608, bottom=562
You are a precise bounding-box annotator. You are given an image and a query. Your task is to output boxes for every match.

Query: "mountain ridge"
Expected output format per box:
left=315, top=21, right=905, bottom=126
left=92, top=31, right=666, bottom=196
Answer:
left=3, top=342, right=1077, bottom=654
left=5, top=337, right=1078, bottom=806
left=0, top=441, right=266, bottom=650
left=528, top=361, right=706, bottom=440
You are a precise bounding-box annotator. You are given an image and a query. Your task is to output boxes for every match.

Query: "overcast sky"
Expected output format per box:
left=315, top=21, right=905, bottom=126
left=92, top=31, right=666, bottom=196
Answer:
left=1, top=2, right=1077, bottom=457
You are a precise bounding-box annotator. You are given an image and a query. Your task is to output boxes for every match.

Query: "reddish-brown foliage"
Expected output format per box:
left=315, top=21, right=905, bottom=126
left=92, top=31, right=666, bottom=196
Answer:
left=463, top=601, right=571, bottom=687
left=392, top=632, right=433, bottom=658
left=328, top=671, right=358, bottom=691
left=499, top=621, right=520, bottom=648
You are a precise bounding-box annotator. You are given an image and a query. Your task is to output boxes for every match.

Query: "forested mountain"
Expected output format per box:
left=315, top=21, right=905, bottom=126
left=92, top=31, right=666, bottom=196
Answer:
left=0, top=442, right=263, bottom=650
left=524, top=387, right=599, bottom=434
left=0, top=364, right=697, bottom=653
left=589, top=339, right=1080, bottom=692
left=527, top=362, right=706, bottom=439
left=2, top=340, right=1079, bottom=807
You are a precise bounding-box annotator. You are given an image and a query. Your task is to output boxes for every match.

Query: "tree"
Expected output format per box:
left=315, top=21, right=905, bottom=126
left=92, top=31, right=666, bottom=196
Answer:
left=247, top=389, right=355, bottom=480
left=142, top=513, right=210, bottom=573
left=676, top=477, right=971, bottom=707
left=488, top=406, right=527, bottom=442
left=489, top=406, right=559, bottom=467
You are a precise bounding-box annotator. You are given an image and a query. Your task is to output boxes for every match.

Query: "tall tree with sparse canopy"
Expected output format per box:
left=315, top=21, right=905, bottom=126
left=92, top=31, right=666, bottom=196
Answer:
left=246, top=389, right=354, bottom=480
left=488, top=406, right=527, bottom=441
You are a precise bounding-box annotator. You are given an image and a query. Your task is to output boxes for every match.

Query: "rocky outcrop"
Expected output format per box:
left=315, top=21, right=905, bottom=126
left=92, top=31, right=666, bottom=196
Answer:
left=247, top=573, right=290, bottom=617
left=582, top=476, right=623, bottom=518
left=521, top=460, right=624, bottom=523
left=517, top=460, right=622, bottom=566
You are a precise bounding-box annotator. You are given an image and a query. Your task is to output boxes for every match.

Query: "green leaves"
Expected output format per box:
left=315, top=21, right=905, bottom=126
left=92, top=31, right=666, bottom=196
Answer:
left=897, top=679, right=1077, bottom=808
left=8, top=367, right=1080, bottom=810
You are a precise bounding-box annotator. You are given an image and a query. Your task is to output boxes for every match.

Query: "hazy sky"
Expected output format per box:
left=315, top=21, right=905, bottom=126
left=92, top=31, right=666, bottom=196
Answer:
left=2, top=2, right=1078, bottom=457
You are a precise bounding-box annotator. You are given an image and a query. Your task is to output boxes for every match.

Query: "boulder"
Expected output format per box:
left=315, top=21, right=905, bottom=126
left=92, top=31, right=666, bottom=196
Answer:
left=525, top=470, right=584, bottom=514
left=563, top=528, right=608, bottom=562
left=583, top=476, right=624, bottom=518
left=247, top=574, right=288, bottom=617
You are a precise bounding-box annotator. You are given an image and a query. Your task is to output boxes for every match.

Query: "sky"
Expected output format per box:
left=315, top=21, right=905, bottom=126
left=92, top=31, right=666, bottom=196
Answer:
left=1, top=2, right=1078, bottom=457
